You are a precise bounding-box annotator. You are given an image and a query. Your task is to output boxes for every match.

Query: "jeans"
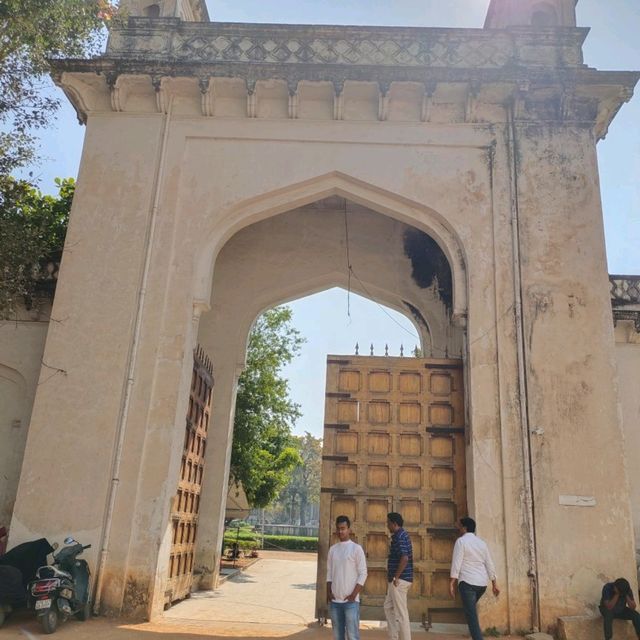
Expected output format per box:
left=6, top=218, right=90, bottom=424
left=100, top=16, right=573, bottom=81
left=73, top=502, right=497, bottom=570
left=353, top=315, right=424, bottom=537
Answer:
left=330, top=601, right=360, bottom=640
left=383, top=579, right=412, bottom=640
left=459, top=581, right=487, bottom=640
left=599, top=604, right=640, bottom=640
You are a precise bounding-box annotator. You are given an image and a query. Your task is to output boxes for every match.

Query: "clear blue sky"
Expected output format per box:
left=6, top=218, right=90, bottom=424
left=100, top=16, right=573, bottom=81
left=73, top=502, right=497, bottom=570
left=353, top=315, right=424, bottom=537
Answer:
left=25, top=1, right=640, bottom=437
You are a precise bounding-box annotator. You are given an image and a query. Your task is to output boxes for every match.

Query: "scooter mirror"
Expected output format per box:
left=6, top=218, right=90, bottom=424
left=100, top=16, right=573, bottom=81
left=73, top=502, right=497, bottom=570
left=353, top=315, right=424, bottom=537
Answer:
left=64, top=537, right=75, bottom=545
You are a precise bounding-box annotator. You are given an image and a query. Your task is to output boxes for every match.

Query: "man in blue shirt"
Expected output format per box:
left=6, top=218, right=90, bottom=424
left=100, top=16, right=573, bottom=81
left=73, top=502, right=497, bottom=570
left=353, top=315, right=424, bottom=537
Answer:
left=384, top=512, right=413, bottom=640
left=599, top=577, right=640, bottom=640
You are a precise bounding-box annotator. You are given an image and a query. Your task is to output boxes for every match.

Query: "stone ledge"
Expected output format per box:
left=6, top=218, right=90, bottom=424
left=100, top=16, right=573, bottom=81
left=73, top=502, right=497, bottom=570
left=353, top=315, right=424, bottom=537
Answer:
left=558, top=615, right=636, bottom=640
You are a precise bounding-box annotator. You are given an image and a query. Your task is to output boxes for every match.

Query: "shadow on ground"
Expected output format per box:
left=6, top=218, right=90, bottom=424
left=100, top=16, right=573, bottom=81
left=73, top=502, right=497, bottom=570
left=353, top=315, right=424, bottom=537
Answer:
left=0, top=612, right=375, bottom=640
left=0, top=612, right=529, bottom=640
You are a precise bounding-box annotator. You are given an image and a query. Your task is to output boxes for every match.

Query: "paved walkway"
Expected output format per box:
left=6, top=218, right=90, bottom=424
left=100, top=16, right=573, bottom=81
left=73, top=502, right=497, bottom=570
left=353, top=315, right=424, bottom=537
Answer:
left=165, top=550, right=319, bottom=628
left=0, top=550, right=525, bottom=639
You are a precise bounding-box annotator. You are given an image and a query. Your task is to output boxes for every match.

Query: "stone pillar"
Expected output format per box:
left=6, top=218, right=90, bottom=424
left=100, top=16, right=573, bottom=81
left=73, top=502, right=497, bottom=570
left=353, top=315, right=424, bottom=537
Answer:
left=515, top=124, right=637, bottom=629
left=117, top=0, right=209, bottom=21
left=484, top=0, right=577, bottom=28
left=614, top=320, right=640, bottom=552
left=9, top=112, right=166, bottom=555
left=9, top=107, right=202, bottom=620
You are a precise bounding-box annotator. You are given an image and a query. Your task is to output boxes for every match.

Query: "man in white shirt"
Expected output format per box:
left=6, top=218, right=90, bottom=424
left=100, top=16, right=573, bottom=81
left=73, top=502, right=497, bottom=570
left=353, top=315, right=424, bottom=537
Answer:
left=326, top=515, right=368, bottom=640
left=449, top=517, right=500, bottom=640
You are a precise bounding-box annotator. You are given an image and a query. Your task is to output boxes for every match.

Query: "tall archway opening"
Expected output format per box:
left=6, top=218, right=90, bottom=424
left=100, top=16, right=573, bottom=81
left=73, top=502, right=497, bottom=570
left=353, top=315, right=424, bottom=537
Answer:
left=162, top=193, right=469, bottom=627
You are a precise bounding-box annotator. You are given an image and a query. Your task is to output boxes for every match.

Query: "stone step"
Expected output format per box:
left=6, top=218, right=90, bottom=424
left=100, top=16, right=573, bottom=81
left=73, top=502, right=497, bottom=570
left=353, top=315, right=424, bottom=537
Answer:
left=558, top=615, right=637, bottom=640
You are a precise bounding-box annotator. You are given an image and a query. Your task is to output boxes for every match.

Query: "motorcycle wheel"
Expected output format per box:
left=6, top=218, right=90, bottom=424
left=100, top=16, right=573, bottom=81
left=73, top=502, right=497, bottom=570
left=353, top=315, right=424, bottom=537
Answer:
left=75, top=601, right=91, bottom=621
left=40, top=607, right=59, bottom=634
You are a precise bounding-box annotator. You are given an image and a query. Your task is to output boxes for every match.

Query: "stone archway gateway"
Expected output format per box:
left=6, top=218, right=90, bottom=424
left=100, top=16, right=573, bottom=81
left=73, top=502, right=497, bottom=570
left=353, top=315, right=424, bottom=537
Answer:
left=5, top=0, right=639, bottom=635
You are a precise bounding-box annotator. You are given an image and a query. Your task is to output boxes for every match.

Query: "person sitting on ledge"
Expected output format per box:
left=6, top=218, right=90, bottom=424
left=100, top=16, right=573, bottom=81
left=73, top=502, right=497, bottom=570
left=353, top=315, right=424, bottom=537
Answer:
left=599, top=577, right=640, bottom=640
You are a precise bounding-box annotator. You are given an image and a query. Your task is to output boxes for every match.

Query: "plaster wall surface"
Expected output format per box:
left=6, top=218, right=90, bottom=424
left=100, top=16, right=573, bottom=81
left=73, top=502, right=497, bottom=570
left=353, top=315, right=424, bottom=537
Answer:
left=615, top=322, right=640, bottom=552
left=9, top=112, right=165, bottom=571
left=0, top=316, right=49, bottom=528
left=515, top=126, right=637, bottom=627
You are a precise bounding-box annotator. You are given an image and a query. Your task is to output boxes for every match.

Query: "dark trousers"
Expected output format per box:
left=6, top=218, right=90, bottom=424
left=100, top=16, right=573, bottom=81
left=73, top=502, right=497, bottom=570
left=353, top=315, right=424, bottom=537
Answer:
left=599, top=605, right=640, bottom=640
left=459, top=581, right=487, bottom=640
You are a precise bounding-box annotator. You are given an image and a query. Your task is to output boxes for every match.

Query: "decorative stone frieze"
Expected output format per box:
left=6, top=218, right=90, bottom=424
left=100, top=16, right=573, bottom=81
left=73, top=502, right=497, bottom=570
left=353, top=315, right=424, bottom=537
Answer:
left=611, top=275, right=640, bottom=332
left=611, top=276, right=640, bottom=304
left=106, top=19, right=587, bottom=69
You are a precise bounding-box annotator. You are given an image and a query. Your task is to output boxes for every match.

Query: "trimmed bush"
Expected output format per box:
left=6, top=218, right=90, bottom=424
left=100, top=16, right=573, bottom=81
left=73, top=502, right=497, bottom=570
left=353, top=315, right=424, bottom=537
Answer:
left=223, top=531, right=318, bottom=552
left=263, top=535, right=317, bottom=551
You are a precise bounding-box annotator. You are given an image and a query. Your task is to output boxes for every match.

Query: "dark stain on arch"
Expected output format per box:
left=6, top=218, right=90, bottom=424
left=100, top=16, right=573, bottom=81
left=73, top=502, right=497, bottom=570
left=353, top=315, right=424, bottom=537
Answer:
left=403, top=228, right=453, bottom=311
left=402, top=300, right=429, bottom=332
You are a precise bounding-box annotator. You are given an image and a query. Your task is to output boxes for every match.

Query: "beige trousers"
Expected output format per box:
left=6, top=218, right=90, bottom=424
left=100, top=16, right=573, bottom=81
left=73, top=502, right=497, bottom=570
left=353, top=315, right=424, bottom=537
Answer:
left=383, top=579, right=412, bottom=640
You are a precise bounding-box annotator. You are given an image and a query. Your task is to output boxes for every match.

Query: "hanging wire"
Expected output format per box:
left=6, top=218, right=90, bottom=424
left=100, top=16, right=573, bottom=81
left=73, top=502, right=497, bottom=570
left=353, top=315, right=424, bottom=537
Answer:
left=348, top=264, right=420, bottom=342
left=343, top=204, right=352, bottom=319
left=341, top=204, right=515, bottom=357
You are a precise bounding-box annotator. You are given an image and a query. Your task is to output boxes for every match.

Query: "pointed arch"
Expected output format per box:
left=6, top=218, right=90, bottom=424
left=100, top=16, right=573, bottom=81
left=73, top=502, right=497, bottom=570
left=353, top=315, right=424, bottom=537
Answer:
left=194, top=172, right=468, bottom=321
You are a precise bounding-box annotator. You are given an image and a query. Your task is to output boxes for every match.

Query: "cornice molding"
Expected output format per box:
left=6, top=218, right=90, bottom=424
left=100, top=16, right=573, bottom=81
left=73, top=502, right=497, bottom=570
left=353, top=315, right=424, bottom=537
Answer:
left=50, top=57, right=638, bottom=138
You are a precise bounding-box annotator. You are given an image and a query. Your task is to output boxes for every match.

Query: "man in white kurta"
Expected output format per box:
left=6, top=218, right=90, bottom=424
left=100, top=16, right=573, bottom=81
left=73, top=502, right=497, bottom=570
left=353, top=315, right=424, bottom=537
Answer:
left=449, top=517, right=500, bottom=640
left=326, top=515, right=368, bottom=640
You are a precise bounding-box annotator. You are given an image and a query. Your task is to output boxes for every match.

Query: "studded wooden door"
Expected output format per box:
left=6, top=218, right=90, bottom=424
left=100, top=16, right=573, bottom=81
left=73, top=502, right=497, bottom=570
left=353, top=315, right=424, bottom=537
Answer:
left=165, top=346, right=213, bottom=605
left=315, top=355, right=466, bottom=625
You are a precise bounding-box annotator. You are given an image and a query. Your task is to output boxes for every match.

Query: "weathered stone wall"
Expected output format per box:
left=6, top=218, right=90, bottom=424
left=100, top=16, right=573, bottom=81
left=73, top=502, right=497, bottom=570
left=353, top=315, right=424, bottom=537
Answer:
left=615, top=321, right=640, bottom=552
left=8, top=113, right=169, bottom=615
left=514, top=124, right=638, bottom=628
left=0, top=309, right=49, bottom=529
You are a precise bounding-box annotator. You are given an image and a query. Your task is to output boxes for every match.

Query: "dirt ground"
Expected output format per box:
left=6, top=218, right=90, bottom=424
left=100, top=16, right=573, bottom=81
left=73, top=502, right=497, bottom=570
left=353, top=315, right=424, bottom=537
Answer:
left=0, top=614, right=527, bottom=640
left=0, top=551, right=525, bottom=639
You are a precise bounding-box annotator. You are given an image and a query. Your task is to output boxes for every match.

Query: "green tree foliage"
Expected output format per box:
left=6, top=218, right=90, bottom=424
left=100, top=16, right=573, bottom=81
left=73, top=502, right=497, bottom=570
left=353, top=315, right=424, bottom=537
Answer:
left=231, top=307, right=305, bottom=508
left=0, top=0, right=115, bottom=173
left=0, top=176, right=74, bottom=318
left=278, top=432, right=322, bottom=525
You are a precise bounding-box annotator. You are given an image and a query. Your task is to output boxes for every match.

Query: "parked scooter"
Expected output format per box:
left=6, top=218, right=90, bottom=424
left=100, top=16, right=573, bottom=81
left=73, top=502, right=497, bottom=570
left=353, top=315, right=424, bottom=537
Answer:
left=28, top=537, right=91, bottom=634
left=0, top=538, right=55, bottom=627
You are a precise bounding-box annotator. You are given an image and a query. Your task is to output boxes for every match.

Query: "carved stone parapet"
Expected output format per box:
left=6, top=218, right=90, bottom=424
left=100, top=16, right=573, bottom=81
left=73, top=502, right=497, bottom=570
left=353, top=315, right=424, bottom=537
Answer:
left=610, top=275, right=640, bottom=333
left=106, top=19, right=589, bottom=70
left=611, top=275, right=640, bottom=306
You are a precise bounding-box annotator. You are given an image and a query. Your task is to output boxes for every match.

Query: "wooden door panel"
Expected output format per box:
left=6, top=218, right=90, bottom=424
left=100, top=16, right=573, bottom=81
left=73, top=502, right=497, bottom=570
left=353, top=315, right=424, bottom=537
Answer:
left=165, top=346, right=213, bottom=605
left=316, top=355, right=466, bottom=624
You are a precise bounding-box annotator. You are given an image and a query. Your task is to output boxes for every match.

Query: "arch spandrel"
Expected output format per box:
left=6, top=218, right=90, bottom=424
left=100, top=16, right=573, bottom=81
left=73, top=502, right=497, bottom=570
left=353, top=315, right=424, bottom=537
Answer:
left=194, top=171, right=469, bottom=321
